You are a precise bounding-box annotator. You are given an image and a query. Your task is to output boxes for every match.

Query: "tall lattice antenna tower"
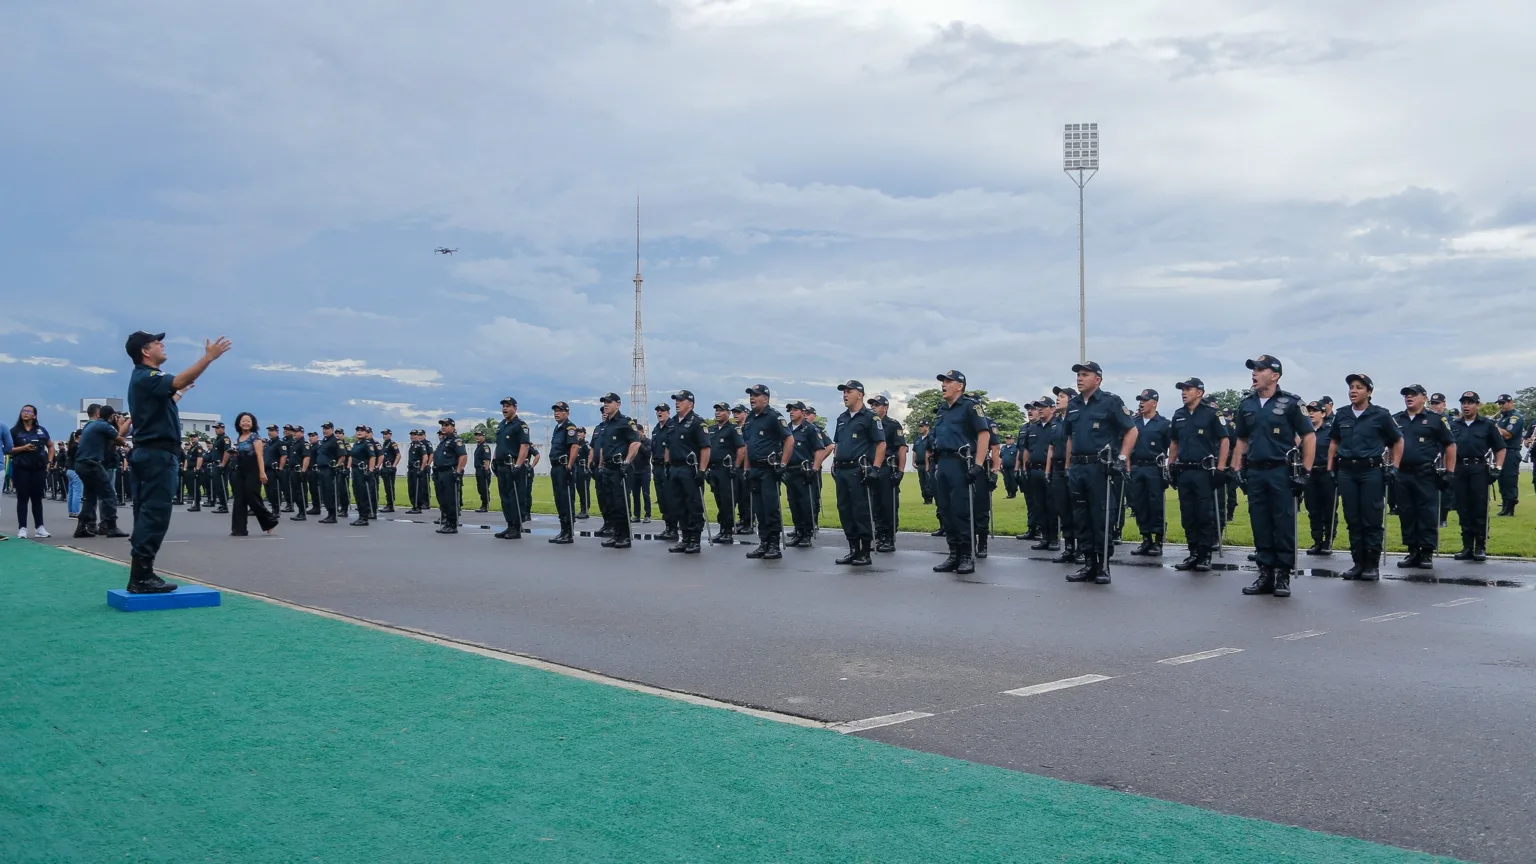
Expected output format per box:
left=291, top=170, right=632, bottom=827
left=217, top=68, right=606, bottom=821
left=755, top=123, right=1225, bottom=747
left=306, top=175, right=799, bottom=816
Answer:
left=629, top=196, right=648, bottom=413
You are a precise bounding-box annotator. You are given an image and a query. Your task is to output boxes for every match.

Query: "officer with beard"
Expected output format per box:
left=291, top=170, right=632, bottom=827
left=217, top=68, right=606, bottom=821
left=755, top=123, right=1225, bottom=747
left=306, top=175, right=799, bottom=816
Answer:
left=706, top=402, right=743, bottom=544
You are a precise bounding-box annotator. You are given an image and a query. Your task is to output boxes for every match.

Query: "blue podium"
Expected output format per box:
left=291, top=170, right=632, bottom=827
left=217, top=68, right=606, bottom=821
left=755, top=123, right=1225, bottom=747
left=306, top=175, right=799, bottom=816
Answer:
left=107, top=584, right=221, bottom=612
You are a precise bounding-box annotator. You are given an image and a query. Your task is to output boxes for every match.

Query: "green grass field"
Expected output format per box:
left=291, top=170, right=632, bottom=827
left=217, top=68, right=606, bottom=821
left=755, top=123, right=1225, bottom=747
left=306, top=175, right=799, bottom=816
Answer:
left=0, top=540, right=1466, bottom=863
left=378, top=471, right=1536, bottom=556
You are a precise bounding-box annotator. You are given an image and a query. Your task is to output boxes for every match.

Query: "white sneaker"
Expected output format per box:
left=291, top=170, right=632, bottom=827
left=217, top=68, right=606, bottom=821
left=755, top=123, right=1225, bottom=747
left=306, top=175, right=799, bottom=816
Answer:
left=17, top=527, right=28, bottom=539
left=34, top=526, right=51, bottom=539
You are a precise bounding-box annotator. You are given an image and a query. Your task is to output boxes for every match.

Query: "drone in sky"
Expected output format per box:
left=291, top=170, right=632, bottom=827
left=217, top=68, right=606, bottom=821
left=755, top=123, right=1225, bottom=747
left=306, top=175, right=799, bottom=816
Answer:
left=434, top=247, right=458, bottom=255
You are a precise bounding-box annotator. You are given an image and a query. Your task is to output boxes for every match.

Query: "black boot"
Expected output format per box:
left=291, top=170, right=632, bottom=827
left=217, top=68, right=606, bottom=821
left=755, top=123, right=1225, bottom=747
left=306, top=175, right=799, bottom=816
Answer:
left=954, top=547, right=974, bottom=575
left=929, top=528, right=946, bottom=537
left=659, top=527, right=679, bottom=542
left=1192, top=549, right=1212, bottom=572
left=932, top=549, right=960, bottom=572
left=1341, top=548, right=1365, bottom=580
left=349, top=517, right=369, bottom=527
left=73, top=519, right=96, bottom=539
left=784, top=532, right=805, bottom=548
left=745, top=542, right=768, bottom=559
left=711, top=531, right=735, bottom=545
left=1130, top=536, right=1154, bottom=556
left=1030, top=536, right=1055, bottom=551
left=1305, top=539, right=1332, bottom=556
left=380, top=506, right=395, bottom=513
left=734, top=523, right=754, bottom=535
left=1416, top=546, right=1434, bottom=569
left=975, top=535, right=988, bottom=559
left=668, top=535, right=689, bottom=552
left=874, top=536, right=895, bottom=553
left=1453, top=544, right=1475, bottom=561
left=1242, top=567, right=1276, bottom=595
left=308, top=506, right=323, bottom=515
left=435, top=523, right=458, bottom=534
left=1051, top=541, right=1077, bottom=564
left=1173, top=548, right=1200, bottom=571
left=318, top=516, right=337, bottom=524
left=1472, top=540, right=1487, bottom=562
left=763, top=539, right=783, bottom=560
left=1396, top=547, right=1423, bottom=568
left=1272, top=568, right=1292, bottom=597
left=126, top=556, right=178, bottom=594
left=1358, top=549, right=1380, bottom=581
left=850, top=539, right=872, bottom=566
left=836, top=543, right=859, bottom=565
left=186, top=502, right=201, bottom=512
left=1067, top=552, right=1097, bottom=582
left=290, top=510, right=307, bottom=521
left=99, top=520, right=127, bottom=538
left=549, top=525, right=574, bottom=544
left=1145, top=534, right=1163, bottom=556
left=596, top=526, right=614, bottom=537
left=576, top=509, right=589, bottom=520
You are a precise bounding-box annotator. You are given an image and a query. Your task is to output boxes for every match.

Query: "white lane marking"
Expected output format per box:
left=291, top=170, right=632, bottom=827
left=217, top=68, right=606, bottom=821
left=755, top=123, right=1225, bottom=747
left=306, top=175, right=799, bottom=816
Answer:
left=829, top=710, right=934, bottom=734
left=1432, top=598, right=1482, bottom=608
left=1362, top=611, right=1419, bottom=623
left=1003, top=674, right=1115, bottom=696
left=1275, top=630, right=1327, bottom=641
left=1157, top=647, right=1244, bottom=665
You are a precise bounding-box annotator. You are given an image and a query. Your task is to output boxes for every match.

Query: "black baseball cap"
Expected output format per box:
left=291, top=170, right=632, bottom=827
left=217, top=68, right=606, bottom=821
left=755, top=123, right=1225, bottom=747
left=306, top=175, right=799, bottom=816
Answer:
left=1072, top=361, right=1103, bottom=375
left=785, top=401, right=806, bottom=412
left=1176, top=377, right=1205, bottom=391
left=576, top=426, right=586, bottom=433
left=500, top=396, right=517, bottom=407
left=1460, top=391, right=1481, bottom=404
left=654, top=403, right=670, bottom=412
left=867, top=395, right=889, bottom=406
left=439, top=417, right=455, bottom=425
left=1400, top=384, right=1427, bottom=396
left=1307, top=401, right=1324, bottom=412
left=732, top=404, right=748, bottom=413
left=837, top=379, right=866, bottom=392
left=551, top=401, right=570, bottom=411
left=671, top=390, right=695, bottom=402
left=322, top=422, right=334, bottom=429
left=1052, top=386, right=1077, bottom=397
left=213, top=421, right=224, bottom=428
left=1429, top=392, right=1446, bottom=403
left=267, top=424, right=278, bottom=430
left=1345, top=373, right=1374, bottom=391
left=282, top=424, right=293, bottom=431
left=381, top=429, right=392, bottom=434
left=599, top=392, right=622, bottom=404
left=1246, top=354, right=1282, bottom=374
left=918, top=419, right=930, bottom=426
left=1136, top=388, right=1159, bottom=402
left=355, top=425, right=367, bottom=431
left=936, top=370, right=966, bottom=385
left=806, top=406, right=818, bottom=414
left=124, top=330, right=165, bottom=362
left=713, top=402, right=730, bottom=412
left=1318, top=396, right=1334, bottom=406
left=1498, top=394, right=1514, bottom=403
left=474, top=429, right=485, bottom=436
left=745, top=384, right=770, bottom=397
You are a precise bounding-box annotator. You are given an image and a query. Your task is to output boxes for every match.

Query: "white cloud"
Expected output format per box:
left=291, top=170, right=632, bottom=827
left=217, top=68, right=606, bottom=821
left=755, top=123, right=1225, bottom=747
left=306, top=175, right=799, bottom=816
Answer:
left=76, top=365, right=115, bottom=375
left=345, top=399, right=456, bottom=423
left=251, top=359, right=443, bottom=388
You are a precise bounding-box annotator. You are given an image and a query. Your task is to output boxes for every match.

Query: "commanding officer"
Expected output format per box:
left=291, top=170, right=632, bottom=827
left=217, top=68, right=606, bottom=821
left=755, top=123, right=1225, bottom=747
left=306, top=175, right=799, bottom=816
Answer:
left=1302, top=402, right=1337, bottom=555
left=263, top=424, right=285, bottom=510
left=548, top=403, right=579, bottom=544
left=729, top=404, right=754, bottom=534
left=664, top=390, right=711, bottom=554
left=912, top=422, right=933, bottom=505
left=1393, top=384, right=1456, bottom=569
left=349, top=426, right=376, bottom=527
left=493, top=398, right=531, bottom=539
left=432, top=418, right=467, bottom=534
left=591, top=393, right=643, bottom=548
left=315, top=422, right=343, bottom=523
left=1127, top=389, right=1170, bottom=557
left=1061, top=362, right=1137, bottom=584
left=378, top=430, right=398, bottom=513
left=784, top=401, right=830, bottom=548
left=472, top=430, right=493, bottom=513
left=1232, top=355, right=1315, bottom=598
left=1047, top=388, right=1078, bottom=563
left=1168, top=378, right=1228, bottom=572
left=1327, top=374, right=1403, bottom=581
left=123, top=331, right=230, bottom=594
left=574, top=427, right=592, bottom=520
left=706, top=402, right=743, bottom=544
left=1023, top=400, right=1058, bottom=550
left=869, top=395, right=906, bottom=553
left=651, top=404, right=676, bottom=541
left=741, top=384, right=794, bottom=559
left=831, top=380, right=886, bottom=566
left=1493, top=394, right=1524, bottom=516
left=928, top=372, right=987, bottom=572
left=1450, top=392, right=1505, bottom=561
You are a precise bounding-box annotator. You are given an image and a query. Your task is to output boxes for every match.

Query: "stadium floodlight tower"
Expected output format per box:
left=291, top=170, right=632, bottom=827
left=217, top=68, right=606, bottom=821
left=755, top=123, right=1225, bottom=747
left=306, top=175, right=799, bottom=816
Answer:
left=1064, top=123, right=1099, bottom=364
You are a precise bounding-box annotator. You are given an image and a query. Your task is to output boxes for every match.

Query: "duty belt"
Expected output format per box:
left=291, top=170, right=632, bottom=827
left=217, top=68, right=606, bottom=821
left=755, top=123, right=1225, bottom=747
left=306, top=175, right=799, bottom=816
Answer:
left=1027, top=461, right=1046, bottom=469
left=1458, top=457, right=1489, bottom=465
left=1247, top=459, right=1287, bottom=469
left=751, top=459, right=780, bottom=468
left=934, top=451, right=965, bottom=459
left=1069, top=455, right=1097, bottom=464
left=832, top=459, right=860, bottom=469
left=1337, top=457, right=1383, bottom=469
left=1131, top=458, right=1159, bottom=467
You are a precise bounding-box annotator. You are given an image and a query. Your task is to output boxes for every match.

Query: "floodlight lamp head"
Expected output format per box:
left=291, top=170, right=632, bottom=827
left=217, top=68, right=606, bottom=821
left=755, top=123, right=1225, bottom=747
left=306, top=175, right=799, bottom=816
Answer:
left=1063, top=122, right=1099, bottom=171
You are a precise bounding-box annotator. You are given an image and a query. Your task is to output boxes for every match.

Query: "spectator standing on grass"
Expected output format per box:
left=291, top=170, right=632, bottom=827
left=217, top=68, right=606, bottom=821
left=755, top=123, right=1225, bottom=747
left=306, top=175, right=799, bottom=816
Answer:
left=10, top=404, right=52, bottom=539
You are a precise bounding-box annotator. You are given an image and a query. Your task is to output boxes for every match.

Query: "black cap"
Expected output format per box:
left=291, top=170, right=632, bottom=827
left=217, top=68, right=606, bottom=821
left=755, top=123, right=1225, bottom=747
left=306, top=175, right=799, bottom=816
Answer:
left=671, top=390, right=695, bottom=402
left=1429, top=392, right=1446, bottom=403
left=267, top=424, right=278, bottom=430
left=1498, top=393, right=1514, bottom=403
left=936, top=370, right=966, bottom=385
left=439, top=417, right=455, bottom=425
left=867, top=395, right=889, bottom=406
left=1051, top=386, right=1077, bottom=397
left=599, top=392, right=622, bottom=404
left=1072, top=361, right=1103, bottom=375
left=500, top=396, right=517, bottom=407
left=785, top=401, right=806, bottom=412
left=654, top=403, right=670, bottom=412
left=295, top=425, right=303, bottom=431
left=1200, top=395, right=1218, bottom=407
left=282, top=424, right=293, bottom=431
left=382, top=429, right=392, bottom=434
left=551, top=401, right=570, bottom=411
left=1307, top=401, right=1324, bottom=412
left=745, top=384, right=770, bottom=397
left=918, top=419, right=930, bottom=426
left=576, top=426, right=586, bottom=433
left=474, top=429, right=485, bottom=436
left=837, top=379, right=865, bottom=393
left=732, top=404, right=748, bottom=413
left=1345, top=373, right=1374, bottom=391
left=1461, top=391, right=1481, bottom=404
left=355, top=425, right=367, bottom=431
left=1318, top=395, right=1334, bottom=406
left=309, top=430, right=319, bottom=436
left=1400, top=384, right=1427, bottom=397
left=1176, top=377, right=1205, bottom=391
left=806, top=406, right=818, bottom=414
left=213, top=421, right=224, bottom=428
left=322, top=422, right=334, bottom=429
left=1245, top=354, right=1282, bottom=374
left=713, top=401, right=730, bottom=412
left=1136, top=388, right=1159, bottom=402
left=124, top=330, right=165, bottom=362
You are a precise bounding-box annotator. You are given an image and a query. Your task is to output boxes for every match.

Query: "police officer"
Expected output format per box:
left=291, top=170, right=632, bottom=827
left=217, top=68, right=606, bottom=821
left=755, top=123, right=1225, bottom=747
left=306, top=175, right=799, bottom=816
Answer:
left=288, top=426, right=311, bottom=521
left=207, top=421, right=230, bottom=513
left=348, top=426, right=376, bottom=527
left=574, top=427, right=592, bottom=520
left=1127, top=389, right=1170, bottom=556
left=1450, top=392, right=1505, bottom=561
left=314, top=422, right=343, bottom=523
left=472, top=430, right=493, bottom=513
left=1327, top=374, right=1402, bottom=581
left=784, top=401, right=830, bottom=548
left=1232, top=355, right=1315, bottom=598
left=432, top=418, right=467, bottom=534
left=972, top=409, right=1001, bottom=559
left=664, top=390, right=711, bottom=553
left=406, top=430, right=430, bottom=513
left=263, top=424, right=285, bottom=510
left=1392, top=385, right=1456, bottom=569
left=1427, top=394, right=1455, bottom=525
left=548, top=402, right=579, bottom=544
left=378, top=430, right=398, bottom=513
left=591, top=393, right=642, bottom=548
left=1493, top=394, right=1524, bottom=516
left=1301, top=402, right=1337, bottom=555
left=1061, top=362, right=1137, bottom=583
left=1168, top=378, right=1228, bottom=572
left=1047, top=388, right=1078, bottom=563
left=729, top=404, right=754, bottom=534
left=929, top=372, right=990, bottom=573
left=831, top=380, right=886, bottom=566
left=184, top=435, right=204, bottom=511
left=706, top=402, right=743, bottom=544
left=1000, top=435, right=1020, bottom=498
left=123, top=330, right=229, bottom=593
left=805, top=406, right=830, bottom=527
left=741, top=385, right=794, bottom=559
left=1023, top=400, right=1058, bottom=550
left=493, top=398, right=530, bottom=539
left=912, top=422, right=933, bottom=505
left=868, top=395, right=906, bottom=553
left=651, top=404, right=676, bottom=541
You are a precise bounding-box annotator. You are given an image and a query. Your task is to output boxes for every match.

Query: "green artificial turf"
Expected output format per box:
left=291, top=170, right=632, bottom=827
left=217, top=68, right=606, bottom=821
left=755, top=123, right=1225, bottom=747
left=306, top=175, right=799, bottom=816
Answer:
left=0, top=541, right=1464, bottom=863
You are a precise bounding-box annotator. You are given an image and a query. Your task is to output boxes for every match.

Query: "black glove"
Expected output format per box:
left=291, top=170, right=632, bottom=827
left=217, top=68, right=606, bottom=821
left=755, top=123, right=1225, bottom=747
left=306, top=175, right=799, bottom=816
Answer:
left=1436, top=470, right=1454, bottom=491
left=861, top=468, right=880, bottom=488
left=1224, top=467, right=1242, bottom=491
left=772, top=462, right=786, bottom=480
left=1290, top=474, right=1308, bottom=493
left=1383, top=465, right=1398, bottom=485
left=1415, top=463, right=1438, bottom=479
left=965, top=462, right=985, bottom=485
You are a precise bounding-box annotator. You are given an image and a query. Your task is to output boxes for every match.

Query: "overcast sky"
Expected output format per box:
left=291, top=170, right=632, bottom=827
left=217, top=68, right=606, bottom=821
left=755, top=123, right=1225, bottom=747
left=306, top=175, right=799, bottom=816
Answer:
left=4, top=0, right=1534, bottom=438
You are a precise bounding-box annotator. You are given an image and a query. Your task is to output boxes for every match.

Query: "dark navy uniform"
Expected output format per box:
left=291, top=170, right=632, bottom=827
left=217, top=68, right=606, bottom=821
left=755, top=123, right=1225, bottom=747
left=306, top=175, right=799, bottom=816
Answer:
left=1393, top=404, right=1455, bottom=563
left=811, top=417, right=832, bottom=525
left=407, top=435, right=432, bottom=512
left=315, top=430, right=344, bottom=520
left=1047, top=411, right=1075, bottom=556
left=742, top=399, right=793, bottom=552
left=928, top=381, right=986, bottom=564
left=831, top=393, right=885, bottom=557
left=707, top=414, right=744, bottom=539
left=650, top=415, right=675, bottom=536
left=126, top=362, right=182, bottom=570
left=549, top=413, right=579, bottom=539
left=1303, top=409, right=1337, bottom=552
left=1128, top=403, right=1170, bottom=549
left=1328, top=394, right=1401, bottom=569
left=1062, top=387, right=1135, bottom=574
left=1169, top=396, right=1226, bottom=563
left=432, top=428, right=467, bottom=530
left=970, top=416, right=1000, bottom=557
left=183, top=443, right=203, bottom=510
left=523, top=445, right=538, bottom=523
left=263, top=431, right=284, bottom=510
left=348, top=433, right=375, bottom=524
left=493, top=414, right=530, bottom=537
left=625, top=436, right=650, bottom=523
left=473, top=438, right=493, bottom=512
left=785, top=410, right=825, bottom=544
left=911, top=429, right=932, bottom=504
left=379, top=436, right=400, bottom=512
left=1000, top=439, right=1020, bottom=498
left=873, top=414, right=906, bottom=549
left=592, top=405, right=642, bottom=544
left=664, top=403, right=711, bottom=546
left=1450, top=407, right=1504, bottom=558
left=1234, top=386, right=1314, bottom=580
left=1022, top=414, right=1056, bottom=547
left=575, top=435, right=593, bottom=517
left=1495, top=405, right=1524, bottom=513
left=731, top=409, right=754, bottom=533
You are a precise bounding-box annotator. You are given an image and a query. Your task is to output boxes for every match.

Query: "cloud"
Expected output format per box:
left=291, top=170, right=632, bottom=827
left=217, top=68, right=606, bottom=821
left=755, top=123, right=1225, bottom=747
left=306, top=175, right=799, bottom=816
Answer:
left=76, top=365, right=115, bottom=375
left=345, top=399, right=456, bottom=423
left=251, top=359, right=443, bottom=388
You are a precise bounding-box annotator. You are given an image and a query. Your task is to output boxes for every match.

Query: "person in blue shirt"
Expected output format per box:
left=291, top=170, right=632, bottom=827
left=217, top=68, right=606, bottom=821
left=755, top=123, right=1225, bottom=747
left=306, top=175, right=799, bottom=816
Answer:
left=1127, top=389, right=1171, bottom=557
left=10, top=404, right=53, bottom=539
left=783, top=401, right=831, bottom=548
left=741, top=384, right=794, bottom=560
left=831, top=380, right=886, bottom=566
left=1493, top=394, right=1525, bottom=516
left=589, top=393, right=642, bottom=548
left=650, top=405, right=678, bottom=541
left=1450, top=392, right=1505, bottom=562
left=123, top=330, right=231, bottom=593
left=74, top=404, right=131, bottom=539
left=663, top=390, right=712, bottom=554
left=1327, top=374, right=1403, bottom=581
left=1231, top=355, right=1316, bottom=598
left=230, top=412, right=280, bottom=536
left=493, top=398, right=531, bottom=539
left=706, top=402, right=744, bottom=544
left=927, top=371, right=988, bottom=574
left=1061, top=362, right=1138, bottom=583
left=1046, top=388, right=1077, bottom=562
left=548, top=402, right=580, bottom=545
left=1168, top=378, right=1229, bottom=572
left=1392, top=384, right=1456, bottom=570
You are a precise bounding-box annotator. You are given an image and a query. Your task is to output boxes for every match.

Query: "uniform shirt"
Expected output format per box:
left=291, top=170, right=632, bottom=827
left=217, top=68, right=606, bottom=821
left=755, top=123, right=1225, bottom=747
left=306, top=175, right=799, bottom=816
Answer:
left=551, top=421, right=578, bottom=465
left=1451, top=415, right=1505, bottom=462
left=929, top=396, right=987, bottom=454
left=1063, top=390, right=1135, bottom=455
left=9, top=424, right=51, bottom=470
left=668, top=410, right=710, bottom=464
left=1000, top=442, right=1019, bottom=470
left=1394, top=410, right=1455, bottom=467
left=409, top=440, right=430, bottom=468
left=742, top=407, right=791, bottom=464
left=212, top=433, right=232, bottom=466
left=1234, top=390, right=1312, bottom=462
left=315, top=434, right=342, bottom=467
left=593, top=413, right=642, bottom=465
left=127, top=364, right=180, bottom=445
left=77, top=419, right=118, bottom=464
left=185, top=446, right=202, bottom=470
left=789, top=420, right=824, bottom=465
left=292, top=439, right=310, bottom=469
left=349, top=438, right=372, bottom=466
left=815, top=422, right=833, bottom=451
left=264, top=434, right=284, bottom=468
left=1131, top=413, right=1171, bottom=461
left=369, top=439, right=382, bottom=468
left=1047, top=417, right=1069, bottom=464
left=495, top=417, right=530, bottom=465
left=1170, top=404, right=1226, bottom=463
left=879, top=417, right=906, bottom=468
left=576, top=440, right=592, bottom=469
left=1025, top=421, right=1053, bottom=464
left=832, top=406, right=885, bottom=463
left=432, top=435, right=466, bottom=470
left=1329, top=404, right=1402, bottom=460
left=382, top=440, right=399, bottom=468
left=1497, top=410, right=1525, bottom=459
left=910, top=431, right=929, bottom=468
left=473, top=442, right=493, bottom=471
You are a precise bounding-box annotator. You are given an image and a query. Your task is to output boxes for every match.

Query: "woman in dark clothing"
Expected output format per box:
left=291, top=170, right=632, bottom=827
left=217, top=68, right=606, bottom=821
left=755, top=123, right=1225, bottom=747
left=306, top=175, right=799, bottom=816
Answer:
left=230, top=412, right=279, bottom=536
left=10, top=404, right=52, bottom=538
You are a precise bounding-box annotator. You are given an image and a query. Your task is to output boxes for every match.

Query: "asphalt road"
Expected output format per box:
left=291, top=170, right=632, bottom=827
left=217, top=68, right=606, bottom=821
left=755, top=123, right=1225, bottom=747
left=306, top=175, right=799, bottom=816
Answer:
left=33, top=498, right=1536, bottom=864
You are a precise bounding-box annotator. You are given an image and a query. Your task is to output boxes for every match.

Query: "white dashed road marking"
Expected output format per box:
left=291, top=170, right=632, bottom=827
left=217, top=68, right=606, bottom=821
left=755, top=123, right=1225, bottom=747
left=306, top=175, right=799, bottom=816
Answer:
left=1432, top=598, right=1482, bottom=608
left=1275, top=630, right=1327, bottom=641
left=1003, top=674, right=1115, bottom=697
left=1157, top=648, right=1244, bottom=665
left=1362, top=611, right=1419, bottom=623
left=830, top=710, right=934, bottom=734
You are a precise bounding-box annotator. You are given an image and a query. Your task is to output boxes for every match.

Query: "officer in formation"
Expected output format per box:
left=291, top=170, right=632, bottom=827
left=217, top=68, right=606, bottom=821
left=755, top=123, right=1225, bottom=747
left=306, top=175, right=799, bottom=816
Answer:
left=1000, top=435, right=1019, bottom=499
left=1061, top=362, right=1137, bottom=584
left=926, top=371, right=987, bottom=573
left=1047, top=387, right=1078, bottom=564
left=650, top=404, right=677, bottom=541
left=1301, top=402, right=1337, bottom=554
left=1127, top=389, right=1170, bottom=557
left=574, top=427, right=592, bottom=520
left=303, top=430, right=321, bottom=512
left=1450, top=392, right=1505, bottom=561
left=263, top=424, right=284, bottom=510
left=184, top=435, right=205, bottom=511
left=406, top=430, right=432, bottom=513
left=664, top=390, right=711, bottom=554
left=729, top=404, right=755, bottom=534
left=1166, top=378, right=1228, bottom=572
left=348, top=425, right=377, bottom=526
left=805, top=406, right=830, bottom=526
left=784, top=401, right=830, bottom=547
left=590, top=393, right=642, bottom=548
left=523, top=446, right=539, bottom=524
left=1327, top=374, right=1402, bottom=581
left=971, top=409, right=1001, bottom=559
left=739, top=385, right=793, bottom=559
left=706, top=401, right=743, bottom=544
left=1493, top=394, right=1524, bottom=516
left=621, top=428, right=648, bottom=525
left=472, top=430, right=493, bottom=513
left=1021, top=399, right=1056, bottom=549
left=377, top=429, right=398, bottom=513
left=1232, top=355, right=1315, bottom=598
left=912, top=422, right=932, bottom=505
left=1391, top=384, right=1456, bottom=570
left=209, top=421, right=230, bottom=513
left=493, top=398, right=531, bottom=539
left=312, top=422, right=342, bottom=522
left=431, top=418, right=467, bottom=534
left=548, top=402, right=579, bottom=544
left=830, top=380, right=885, bottom=566
left=869, top=395, right=906, bottom=553
left=1427, top=394, right=1455, bottom=525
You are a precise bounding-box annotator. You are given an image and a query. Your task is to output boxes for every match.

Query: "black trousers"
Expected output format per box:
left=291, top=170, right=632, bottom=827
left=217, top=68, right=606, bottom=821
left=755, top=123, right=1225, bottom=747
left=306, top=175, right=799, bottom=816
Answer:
left=316, top=466, right=340, bottom=517
left=1175, top=466, right=1219, bottom=552
left=812, top=471, right=823, bottom=523
left=735, top=469, right=753, bottom=527
left=1247, top=466, right=1297, bottom=570
left=551, top=464, right=575, bottom=527
left=666, top=463, right=705, bottom=536
left=1395, top=468, right=1440, bottom=549
left=651, top=464, right=671, bottom=527
left=210, top=466, right=228, bottom=507
left=708, top=466, right=735, bottom=532
left=785, top=468, right=817, bottom=535
left=352, top=466, right=376, bottom=518
left=1337, top=466, right=1386, bottom=551
left=308, top=468, right=321, bottom=509
left=415, top=467, right=432, bottom=510
left=406, top=467, right=420, bottom=508
left=933, top=456, right=971, bottom=552
left=203, top=467, right=219, bottom=504
left=749, top=465, right=783, bottom=543
left=231, top=463, right=277, bottom=534
left=1026, top=468, right=1055, bottom=539
left=496, top=466, right=524, bottom=529
left=1452, top=466, right=1491, bottom=548
left=380, top=468, right=396, bottom=508
left=628, top=467, right=650, bottom=519
left=576, top=468, right=591, bottom=512
left=872, top=468, right=900, bottom=540
left=434, top=470, right=461, bottom=526
left=1499, top=454, right=1520, bottom=506
left=185, top=468, right=201, bottom=504
left=971, top=471, right=994, bottom=537
left=1002, top=469, right=1019, bottom=497
left=475, top=470, right=492, bottom=510
left=917, top=467, right=934, bottom=502
left=1068, top=462, right=1115, bottom=555
left=1128, top=465, right=1164, bottom=537
left=264, top=465, right=283, bottom=510
left=834, top=466, right=874, bottom=543
left=1049, top=466, right=1073, bottom=543
left=1304, top=468, right=1337, bottom=544
left=598, top=467, right=631, bottom=539
left=77, top=459, right=116, bottom=528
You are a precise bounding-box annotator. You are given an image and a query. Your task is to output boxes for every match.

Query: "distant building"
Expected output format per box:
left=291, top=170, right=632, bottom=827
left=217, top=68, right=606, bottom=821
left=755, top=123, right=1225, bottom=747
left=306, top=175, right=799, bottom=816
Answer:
left=76, top=397, right=220, bottom=440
